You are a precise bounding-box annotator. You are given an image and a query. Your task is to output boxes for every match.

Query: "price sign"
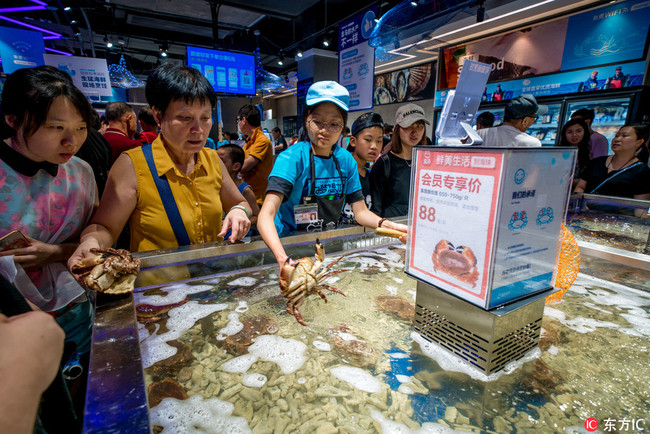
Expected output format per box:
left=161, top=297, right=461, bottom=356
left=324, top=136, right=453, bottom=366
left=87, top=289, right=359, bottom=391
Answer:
left=407, top=148, right=504, bottom=305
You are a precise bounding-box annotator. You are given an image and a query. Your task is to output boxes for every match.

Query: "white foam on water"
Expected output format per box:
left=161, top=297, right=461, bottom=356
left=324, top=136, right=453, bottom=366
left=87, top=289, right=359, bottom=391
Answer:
left=135, top=284, right=215, bottom=306
left=313, top=340, right=331, bottom=351
left=149, top=394, right=251, bottom=433
left=242, top=373, right=267, bottom=388
left=227, top=277, right=257, bottom=286
left=543, top=306, right=566, bottom=321
left=407, top=289, right=416, bottom=301
left=411, top=332, right=541, bottom=382
left=563, top=317, right=620, bottom=334
left=137, top=321, right=151, bottom=341
left=398, top=385, right=414, bottom=395
left=330, top=366, right=381, bottom=394
left=235, top=301, right=248, bottom=313
left=216, top=312, right=244, bottom=341
left=389, top=352, right=409, bottom=359
left=204, top=278, right=221, bottom=285
left=583, top=302, right=612, bottom=315
left=620, top=313, right=650, bottom=337
left=336, top=331, right=359, bottom=341
left=386, top=285, right=398, bottom=295
left=345, top=256, right=388, bottom=272
left=248, top=335, right=307, bottom=374
left=325, top=276, right=340, bottom=283
left=548, top=345, right=559, bottom=355
left=392, top=277, right=404, bottom=284
left=140, top=301, right=228, bottom=368
left=395, top=374, right=411, bottom=383
left=369, top=409, right=459, bottom=434
left=220, top=353, right=257, bottom=373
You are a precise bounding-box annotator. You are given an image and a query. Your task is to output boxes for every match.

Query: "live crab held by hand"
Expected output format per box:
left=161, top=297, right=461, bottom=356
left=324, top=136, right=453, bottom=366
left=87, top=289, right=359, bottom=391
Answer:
left=71, top=248, right=140, bottom=294
left=279, top=239, right=348, bottom=326
left=432, top=240, right=479, bottom=287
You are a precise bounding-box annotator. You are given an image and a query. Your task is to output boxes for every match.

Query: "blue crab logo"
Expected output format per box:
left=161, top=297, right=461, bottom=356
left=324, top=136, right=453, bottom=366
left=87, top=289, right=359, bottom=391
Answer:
left=536, top=207, right=554, bottom=225
left=343, top=67, right=353, bottom=80
left=358, top=63, right=369, bottom=76
left=508, top=211, right=528, bottom=230
left=514, top=168, right=525, bottom=185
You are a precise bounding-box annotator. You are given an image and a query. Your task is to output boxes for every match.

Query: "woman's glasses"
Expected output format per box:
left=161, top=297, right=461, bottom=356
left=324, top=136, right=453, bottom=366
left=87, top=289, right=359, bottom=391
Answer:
left=308, top=119, right=344, bottom=134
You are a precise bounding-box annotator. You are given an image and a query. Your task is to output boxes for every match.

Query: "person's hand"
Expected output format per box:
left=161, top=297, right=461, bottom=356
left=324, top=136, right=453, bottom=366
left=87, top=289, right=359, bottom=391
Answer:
left=0, top=235, right=59, bottom=269
left=67, top=238, right=101, bottom=277
left=218, top=207, right=251, bottom=243
left=0, top=311, right=64, bottom=393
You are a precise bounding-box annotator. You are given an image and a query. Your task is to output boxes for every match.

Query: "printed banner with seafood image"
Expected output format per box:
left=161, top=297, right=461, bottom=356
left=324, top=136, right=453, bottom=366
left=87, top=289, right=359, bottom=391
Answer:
left=406, top=149, right=504, bottom=307
left=373, top=61, right=437, bottom=106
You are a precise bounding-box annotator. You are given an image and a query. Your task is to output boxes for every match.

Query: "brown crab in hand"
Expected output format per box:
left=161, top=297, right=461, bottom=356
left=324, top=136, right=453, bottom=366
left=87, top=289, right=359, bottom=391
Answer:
left=71, top=248, right=140, bottom=294
left=279, top=239, right=347, bottom=326
left=432, top=240, right=479, bottom=287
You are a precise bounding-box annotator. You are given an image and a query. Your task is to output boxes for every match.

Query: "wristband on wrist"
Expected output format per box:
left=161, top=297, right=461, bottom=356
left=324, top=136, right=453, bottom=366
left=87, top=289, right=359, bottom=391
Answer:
left=231, top=205, right=250, bottom=219
left=377, top=217, right=387, bottom=228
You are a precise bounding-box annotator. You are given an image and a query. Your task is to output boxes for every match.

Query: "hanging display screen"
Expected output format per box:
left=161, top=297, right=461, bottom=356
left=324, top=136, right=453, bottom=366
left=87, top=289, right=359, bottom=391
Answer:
left=186, top=46, right=256, bottom=95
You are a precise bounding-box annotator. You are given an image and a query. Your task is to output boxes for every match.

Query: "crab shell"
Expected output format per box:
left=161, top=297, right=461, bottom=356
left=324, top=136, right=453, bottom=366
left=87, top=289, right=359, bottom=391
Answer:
left=72, top=248, right=140, bottom=294
left=432, top=240, right=479, bottom=287
left=279, top=241, right=325, bottom=295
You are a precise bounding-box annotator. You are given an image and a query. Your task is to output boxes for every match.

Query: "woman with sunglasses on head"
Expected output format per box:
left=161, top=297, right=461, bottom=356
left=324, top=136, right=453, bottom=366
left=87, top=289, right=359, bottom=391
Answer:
left=369, top=103, right=428, bottom=218
left=257, top=81, right=408, bottom=271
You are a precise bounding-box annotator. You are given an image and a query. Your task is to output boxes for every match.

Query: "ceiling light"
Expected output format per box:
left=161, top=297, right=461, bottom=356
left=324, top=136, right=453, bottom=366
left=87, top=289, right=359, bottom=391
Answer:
left=322, top=39, right=329, bottom=47
left=64, top=6, right=71, bottom=11
left=161, top=50, right=167, bottom=57
left=296, top=48, right=303, bottom=58
left=104, top=36, right=112, bottom=48
left=70, top=19, right=77, bottom=24
left=410, top=1, right=417, bottom=6
left=278, top=58, right=283, bottom=66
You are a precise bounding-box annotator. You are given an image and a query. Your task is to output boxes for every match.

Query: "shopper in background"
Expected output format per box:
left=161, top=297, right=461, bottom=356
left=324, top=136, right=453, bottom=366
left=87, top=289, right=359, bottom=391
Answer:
left=103, top=101, right=142, bottom=164
left=477, top=95, right=546, bottom=147
left=99, top=115, right=109, bottom=134
left=574, top=125, right=650, bottom=203
left=476, top=111, right=495, bottom=130
left=137, top=106, right=159, bottom=144
left=0, top=66, right=97, bottom=417
left=217, top=144, right=260, bottom=227
left=272, top=127, right=288, bottom=154
left=258, top=81, right=407, bottom=270
left=559, top=118, right=591, bottom=182
left=570, top=108, right=609, bottom=159
left=382, top=124, right=393, bottom=148
left=338, top=126, right=351, bottom=150
left=290, top=134, right=299, bottom=146
left=69, top=63, right=251, bottom=260
left=217, top=131, right=231, bottom=148
left=238, top=104, right=273, bottom=205
left=370, top=103, right=428, bottom=218
left=76, top=110, right=112, bottom=197
left=342, top=112, right=384, bottom=224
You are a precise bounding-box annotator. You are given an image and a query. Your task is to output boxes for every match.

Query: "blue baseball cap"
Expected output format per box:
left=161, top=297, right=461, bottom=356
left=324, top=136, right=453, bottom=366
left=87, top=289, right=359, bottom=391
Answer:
left=306, top=81, right=350, bottom=111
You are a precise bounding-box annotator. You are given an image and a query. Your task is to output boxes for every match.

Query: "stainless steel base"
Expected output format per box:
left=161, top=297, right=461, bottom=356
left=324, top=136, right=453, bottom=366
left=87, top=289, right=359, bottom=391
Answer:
left=414, top=281, right=549, bottom=375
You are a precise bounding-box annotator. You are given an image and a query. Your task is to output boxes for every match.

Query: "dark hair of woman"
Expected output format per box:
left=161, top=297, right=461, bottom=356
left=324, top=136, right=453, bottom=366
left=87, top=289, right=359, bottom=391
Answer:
left=629, top=123, right=650, bottom=164
left=145, top=63, right=216, bottom=115
left=302, top=103, right=348, bottom=134
left=0, top=65, right=93, bottom=140
left=559, top=118, right=591, bottom=171
left=390, top=121, right=427, bottom=154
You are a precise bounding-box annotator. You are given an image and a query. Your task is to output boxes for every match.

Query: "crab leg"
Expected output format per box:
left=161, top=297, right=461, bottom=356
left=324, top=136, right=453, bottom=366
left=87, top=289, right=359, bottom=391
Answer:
left=316, top=268, right=348, bottom=280
left=321, top=285, right=346, bottom=296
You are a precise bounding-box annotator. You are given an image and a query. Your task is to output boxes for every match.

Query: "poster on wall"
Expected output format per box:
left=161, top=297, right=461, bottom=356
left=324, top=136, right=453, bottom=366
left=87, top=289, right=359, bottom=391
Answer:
left=44, top=54, right=113, bottom=97
left=338, top=8, right=377, bottom=111
left=561, top=0, right=650, bottom=71
left=0, top=26, right=45, bottom=74
left=439, top=0, right=650, bottom=93
left=374, top=61, right=437, bottom=106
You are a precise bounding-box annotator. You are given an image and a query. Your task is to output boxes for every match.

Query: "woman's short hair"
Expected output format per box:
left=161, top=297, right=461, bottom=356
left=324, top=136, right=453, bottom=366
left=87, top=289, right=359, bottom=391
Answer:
left=0, top=65, right=93, bottom=140
left=145, top=63, right=216, bottom=115
left=390, top=121, right=427, bottom=154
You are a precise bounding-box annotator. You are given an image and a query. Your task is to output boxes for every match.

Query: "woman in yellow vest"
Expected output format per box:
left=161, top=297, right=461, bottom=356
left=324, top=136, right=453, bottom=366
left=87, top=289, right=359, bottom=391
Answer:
left=68, top=63, right=251, bottom=264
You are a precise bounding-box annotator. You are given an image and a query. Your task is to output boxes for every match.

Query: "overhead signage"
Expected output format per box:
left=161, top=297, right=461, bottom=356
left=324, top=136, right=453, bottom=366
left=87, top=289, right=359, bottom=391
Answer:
left=435, top=60, right=646, bottom=107
left=44, top=54, right=112, bottom=97
left=187, top=46, right=255, bottom=96
left=338, top=8, right=376, bottom=112
left=0, top=26, right=45, bottom=74
left=406, top=147, right=575, bottom=309
left=439, top=0, right=649, bottom=93
left=373, top=61, right=437, bottom=106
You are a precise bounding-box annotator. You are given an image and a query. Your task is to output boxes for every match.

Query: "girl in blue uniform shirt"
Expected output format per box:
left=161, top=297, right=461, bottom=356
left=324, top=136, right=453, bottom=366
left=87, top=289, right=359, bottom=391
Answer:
left=257, top=81, right=408, bottom=271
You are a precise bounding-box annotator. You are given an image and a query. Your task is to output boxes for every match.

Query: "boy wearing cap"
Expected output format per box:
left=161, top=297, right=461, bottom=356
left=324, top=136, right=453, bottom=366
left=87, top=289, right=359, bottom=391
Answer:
left=342, top=112, right=384, bottom=223
left=476, top=94, right=546, bottom=147
left=370, top=103, right=428, bottom=218
left=257, top=81, right=408, bottom=272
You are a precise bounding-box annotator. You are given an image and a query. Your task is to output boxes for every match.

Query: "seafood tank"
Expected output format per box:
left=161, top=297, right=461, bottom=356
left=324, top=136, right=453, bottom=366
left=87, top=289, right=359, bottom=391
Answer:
left=84, top=218, right=650, bottom=433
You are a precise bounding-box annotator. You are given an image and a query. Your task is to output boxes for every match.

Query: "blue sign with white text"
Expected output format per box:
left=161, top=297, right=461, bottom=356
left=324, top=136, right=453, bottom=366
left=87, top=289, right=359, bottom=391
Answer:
left=560, top=0, right=650, bottom=71
left=0, top=26, right=45, bottom=74
left=187, top=46, right=255, bottom=96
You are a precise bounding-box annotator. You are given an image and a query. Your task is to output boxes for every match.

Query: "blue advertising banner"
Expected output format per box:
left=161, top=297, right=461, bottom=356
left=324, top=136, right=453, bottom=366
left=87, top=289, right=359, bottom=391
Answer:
left=44, top=54, right=113, bottom=97
left=561, top=0, right=650, bottom=71
left=0, top=26, right=44, bottom=74
left=338, top=8, right=376, bottom=112
left=435, top=60, right=646, bottom=107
